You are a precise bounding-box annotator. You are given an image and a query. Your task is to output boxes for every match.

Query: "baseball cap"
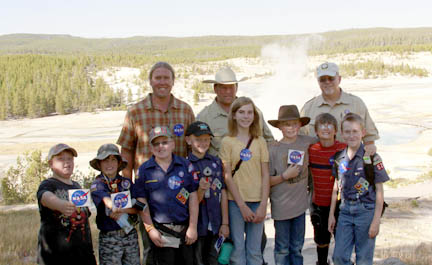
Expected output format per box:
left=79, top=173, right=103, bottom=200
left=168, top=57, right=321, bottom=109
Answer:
left=149, top=126, right=172, bottom=143
left=185, top=121, right=214, bottom=137
left=89, top=143, right=128, bottom=171
left=47, top=143, right=77, bottom=161
left=316, top=62, right=339, bottom=78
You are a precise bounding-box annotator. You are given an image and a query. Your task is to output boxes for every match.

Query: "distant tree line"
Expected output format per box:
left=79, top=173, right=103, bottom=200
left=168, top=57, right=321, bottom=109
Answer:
left=0, top=55, right=124, bottom=119
left=340, top=60, right=429, bottom=78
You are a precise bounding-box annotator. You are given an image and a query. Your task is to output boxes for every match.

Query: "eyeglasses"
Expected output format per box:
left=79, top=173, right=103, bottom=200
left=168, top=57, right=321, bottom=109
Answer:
left=319, top=76, right=336, bottom=83
left=151, top=141, right=170, bottom=147
left=318, top=123, right=335, bottom=130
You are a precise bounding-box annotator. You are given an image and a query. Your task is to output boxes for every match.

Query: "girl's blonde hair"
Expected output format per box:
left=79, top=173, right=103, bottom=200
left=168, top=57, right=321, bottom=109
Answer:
left=228, top=97, right=261, bottom=138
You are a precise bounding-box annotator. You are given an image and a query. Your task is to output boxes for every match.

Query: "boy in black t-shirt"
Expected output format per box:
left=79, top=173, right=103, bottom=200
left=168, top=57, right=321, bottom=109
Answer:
left=37, top=143, right=96, bottom=265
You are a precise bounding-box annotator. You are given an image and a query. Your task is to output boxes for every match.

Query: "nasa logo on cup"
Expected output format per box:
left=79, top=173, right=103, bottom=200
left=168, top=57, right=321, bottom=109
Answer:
left=111, top=190, right=132, bottom=209
left=68, top=189, right=91, bottom=207
left=288, top=150, right=305, bottom=165
left=173, top=124, right=184, bottom=136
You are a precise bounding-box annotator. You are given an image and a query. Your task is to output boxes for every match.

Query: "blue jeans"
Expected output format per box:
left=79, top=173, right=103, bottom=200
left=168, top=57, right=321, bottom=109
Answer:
left=333, top=201, right=376, bottom=265
left=273, top=213, right=305, bottom=265
left=229, top=201, right=263, bottom=265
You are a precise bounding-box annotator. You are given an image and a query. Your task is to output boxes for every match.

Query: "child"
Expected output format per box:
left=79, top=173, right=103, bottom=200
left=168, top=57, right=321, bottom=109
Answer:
left=185, top=121, right=230, bottom=265
left=219, top=97, right=270, bottom=265
left=36, top=143, right=96, bottom=265
left=328, top=113, right=389, bottom=265
left=267, top=105, right=315, bottom=265
left=308, top=113, right=346, bottom=265
left=134, top=126, right=199, bottom=265
left=89, top=143, right=140, bottom=265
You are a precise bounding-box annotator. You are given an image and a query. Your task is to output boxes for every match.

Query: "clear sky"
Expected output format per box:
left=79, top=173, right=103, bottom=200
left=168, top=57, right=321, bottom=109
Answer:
left=1, top=0, right=431, bottom=38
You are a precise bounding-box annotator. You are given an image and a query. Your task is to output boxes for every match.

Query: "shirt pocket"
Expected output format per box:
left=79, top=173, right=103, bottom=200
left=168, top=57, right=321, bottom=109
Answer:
left=145, top=180, right=161, bottom=192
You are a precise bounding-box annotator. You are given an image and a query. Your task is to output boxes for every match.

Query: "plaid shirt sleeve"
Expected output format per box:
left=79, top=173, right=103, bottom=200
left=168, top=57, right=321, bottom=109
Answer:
left=117, top=108, right=137, bottom=151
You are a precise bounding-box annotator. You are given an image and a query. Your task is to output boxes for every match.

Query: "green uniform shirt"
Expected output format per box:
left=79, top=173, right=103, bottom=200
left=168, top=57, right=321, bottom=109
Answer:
left=197, top=98, right=274, bottom=156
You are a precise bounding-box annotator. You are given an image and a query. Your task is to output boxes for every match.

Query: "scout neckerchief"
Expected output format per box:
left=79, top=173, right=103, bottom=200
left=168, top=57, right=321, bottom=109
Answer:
left=232, top=137, right=253, bottom=178
left=101, top=174, right=120, bottom=193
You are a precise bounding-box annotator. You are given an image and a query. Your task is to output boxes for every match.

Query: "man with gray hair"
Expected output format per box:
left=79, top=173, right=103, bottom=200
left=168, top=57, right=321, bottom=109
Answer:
left=301, top=62, right=379, bottom=155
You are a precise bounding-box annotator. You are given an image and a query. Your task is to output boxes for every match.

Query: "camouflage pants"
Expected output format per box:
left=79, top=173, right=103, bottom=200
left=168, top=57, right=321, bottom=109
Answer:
left=99, top=228, right=140, bottom=265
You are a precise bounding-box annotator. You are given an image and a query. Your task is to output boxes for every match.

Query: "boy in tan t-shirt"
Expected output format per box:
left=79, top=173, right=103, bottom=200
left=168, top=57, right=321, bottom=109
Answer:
left=268, top=105, right=315, bottom=265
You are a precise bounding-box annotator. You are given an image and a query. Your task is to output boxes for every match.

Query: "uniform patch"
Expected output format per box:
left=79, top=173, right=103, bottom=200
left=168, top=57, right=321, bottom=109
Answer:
left=90, top=184, right=97, bottom=192
left=168, top=176, right=183, bottom=190
left=203, top=166, right=213, bottom=176
left=213, top=178, right=222, bottom=190
left=212, top=162, right=217, bottom=168
left=188, top=163, right=194, bottom=173
left=178, top=171, right=184, bottom=178
left=193, top=171, right=199, bottom=182
left=145, top=179, right=158, bottom=184
left=173, top=123, right=184, bottom=136
left=176, top=188, right=190, bottom=204
left=121, top=179, right=131, bottom=190
left=373, top=155, right=383, bottom=165
left=376, top=162, right=384, bottom=171
left=354, top=177, right=369, bottom=195
left=363, top=156, right=372, bottom=164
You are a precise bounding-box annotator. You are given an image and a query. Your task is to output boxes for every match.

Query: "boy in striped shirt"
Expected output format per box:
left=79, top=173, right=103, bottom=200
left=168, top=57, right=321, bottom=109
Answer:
left=308, top=113, right=346, bottom=265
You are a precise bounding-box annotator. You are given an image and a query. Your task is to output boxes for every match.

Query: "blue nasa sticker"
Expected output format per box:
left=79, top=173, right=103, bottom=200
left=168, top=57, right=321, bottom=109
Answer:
left=240, top=148, right=252, bottom=161
left=338, top=160, right=349, bottom=174
left=168, top=176, right=183, bottom=190
left=329, top=157, right=335, bottom=166
left=289, top=151, right=302, bottom=164
left=173, top=124, right=184, bottom=136
left=113, top=193, right=129, bottom=208
left=71, top=190, right=89, bottom=207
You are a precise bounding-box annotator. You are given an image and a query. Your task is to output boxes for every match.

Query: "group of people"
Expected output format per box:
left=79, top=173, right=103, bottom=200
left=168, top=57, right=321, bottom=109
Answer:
left=36, top=61, right=389, bottom=265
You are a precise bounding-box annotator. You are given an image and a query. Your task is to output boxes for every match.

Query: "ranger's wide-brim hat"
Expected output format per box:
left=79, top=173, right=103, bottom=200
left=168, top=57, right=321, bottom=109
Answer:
left=203, top=67, right=247, bottom=85
left=90, top=143, right=128, bottom=171
left=268, top=105, right=310, bottom=128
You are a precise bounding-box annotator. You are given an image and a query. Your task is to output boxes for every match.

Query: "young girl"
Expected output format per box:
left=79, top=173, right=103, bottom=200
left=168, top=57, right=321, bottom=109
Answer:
left=219, top=97, right=270, bottom=265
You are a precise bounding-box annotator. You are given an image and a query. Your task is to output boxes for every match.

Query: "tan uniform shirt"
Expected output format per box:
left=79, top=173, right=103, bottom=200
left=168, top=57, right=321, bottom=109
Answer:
left=300, top=90, right=379, bottom=143
left=197, top=98, right=274, bottom=156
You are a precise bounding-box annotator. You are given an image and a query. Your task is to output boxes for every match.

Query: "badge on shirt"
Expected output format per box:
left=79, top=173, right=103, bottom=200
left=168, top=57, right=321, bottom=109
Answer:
left=111, top=190, right=132, bottom=209
left=121, top=179, right=131, bottom=190
left=90, top=184, right=97, bottom=192
left=376, top=162, right=384, bottom=171
left=213, top=178, right=222, bottom=190
left=168, top=176, right=183, bottom=190
left=68, top=189, right=91, bottom=207
left=240, top=148, right=252, bottom=161
left=288, top=150, right=305, bottom=165
left=173, top=123, right=184, bottom=136
left=178, top=171, right=184, bottom=178
left=176, top=188, right=190, bottom=205
left=215, top=235, right=225, bottom=252
left=338, top=160, right=349, bottom=174
left=203, top=166, right=213, bottom=176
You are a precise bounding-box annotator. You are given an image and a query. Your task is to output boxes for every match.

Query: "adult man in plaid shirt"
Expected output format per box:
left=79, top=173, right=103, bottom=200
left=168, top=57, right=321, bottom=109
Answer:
left=117, top=62, right=195, bottom=264
left=118, top=61, right=195, bottom=180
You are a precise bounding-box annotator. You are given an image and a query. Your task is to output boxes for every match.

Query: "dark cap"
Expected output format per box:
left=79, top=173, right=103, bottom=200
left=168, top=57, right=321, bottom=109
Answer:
left=89, top=143, right=128, bottom=171
left=186, top=121, right=214, bottom=137
left=149, top=126, right=173, bottom=143
left=47, top=143, right=78, bottom=161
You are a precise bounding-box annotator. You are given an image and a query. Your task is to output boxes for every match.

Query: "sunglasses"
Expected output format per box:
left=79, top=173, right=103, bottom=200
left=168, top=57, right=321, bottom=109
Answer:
left=319, top=76, right=336, bottom=83
left=151, top=140, right=170, bottom=147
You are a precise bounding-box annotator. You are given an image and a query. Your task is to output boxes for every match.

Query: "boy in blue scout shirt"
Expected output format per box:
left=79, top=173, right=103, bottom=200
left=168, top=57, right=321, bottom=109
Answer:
left=328, top=113, right=389, bottom=265
left=134, top=126, right=199, bottom=265
left=185, top=121, right=230, bottom=265
left=89, top=143, right=140, bottom=265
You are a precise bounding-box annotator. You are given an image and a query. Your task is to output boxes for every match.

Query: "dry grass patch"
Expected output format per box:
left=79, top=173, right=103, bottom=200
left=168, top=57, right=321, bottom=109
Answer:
left=375, top=243, right=432, bottom=265
left=0, top=209, right=100, bottom=265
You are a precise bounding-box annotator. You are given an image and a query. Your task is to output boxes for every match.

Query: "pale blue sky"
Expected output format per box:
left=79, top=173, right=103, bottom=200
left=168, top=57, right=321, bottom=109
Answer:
left=1, top=0, right=431, bottom=38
